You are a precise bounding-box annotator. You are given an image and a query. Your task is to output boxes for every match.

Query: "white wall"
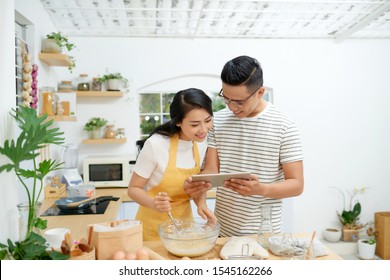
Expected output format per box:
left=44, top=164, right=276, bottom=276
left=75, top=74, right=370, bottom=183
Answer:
left=68, top=37, right=390, bottom=235
left=2, top=0, right=389, bottom=240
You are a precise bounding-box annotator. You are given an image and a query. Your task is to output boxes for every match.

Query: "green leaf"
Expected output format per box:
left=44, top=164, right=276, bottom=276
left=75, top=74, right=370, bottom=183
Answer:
left=34, top=217, right=48, bottom=230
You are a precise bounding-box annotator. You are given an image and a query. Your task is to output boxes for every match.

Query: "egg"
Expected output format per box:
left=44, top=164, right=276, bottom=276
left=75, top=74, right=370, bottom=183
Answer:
left=136, top=248, right=150, bottom=260
left=125, top=252, right=136, bottom=260
left=112, top=250, right=126, bottom=260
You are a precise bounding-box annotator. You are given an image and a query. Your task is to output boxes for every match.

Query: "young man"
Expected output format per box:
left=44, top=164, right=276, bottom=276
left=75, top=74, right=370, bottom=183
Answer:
left=184, top=55, right=304, bottom=236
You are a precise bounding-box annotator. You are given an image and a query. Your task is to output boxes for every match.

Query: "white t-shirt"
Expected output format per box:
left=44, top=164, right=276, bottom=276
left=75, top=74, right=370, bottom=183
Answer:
left=133, top=134, right=208, bottom=191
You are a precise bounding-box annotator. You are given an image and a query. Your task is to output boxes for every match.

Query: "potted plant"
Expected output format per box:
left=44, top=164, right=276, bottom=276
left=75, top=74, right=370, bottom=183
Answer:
left=0, top=105, right=68, bottom=259
left=84, top=117, right=108, bottom=139
left=42, top=32, right=76, bottom=72
left=358, top=238, right=376, bottom=259
left=332, top=187, right=366, bottom=242
left=98, top=71, right=129, bottom=92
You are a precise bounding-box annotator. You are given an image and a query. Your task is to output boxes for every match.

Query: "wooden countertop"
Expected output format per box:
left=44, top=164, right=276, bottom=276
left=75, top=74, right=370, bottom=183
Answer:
left=144, top=234, right=344, bottom=260
left=39, top=189, right=343, bottom=260
left=39, top=188, right=216, bottom=241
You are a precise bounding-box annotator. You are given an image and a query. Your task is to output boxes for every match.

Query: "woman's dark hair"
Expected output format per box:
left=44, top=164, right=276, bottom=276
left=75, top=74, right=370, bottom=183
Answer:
left=220, top=55, right=263, bottom=93
left=137, top=88, right=212, bottom=149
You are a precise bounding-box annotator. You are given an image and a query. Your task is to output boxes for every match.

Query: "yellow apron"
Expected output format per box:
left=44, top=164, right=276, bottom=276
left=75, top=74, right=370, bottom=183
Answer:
left=135, top=133, right=201, bottom=241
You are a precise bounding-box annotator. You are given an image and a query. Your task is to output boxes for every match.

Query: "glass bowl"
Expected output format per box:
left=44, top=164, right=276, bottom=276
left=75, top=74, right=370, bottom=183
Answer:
left=158, top=219, right=220, bottom=257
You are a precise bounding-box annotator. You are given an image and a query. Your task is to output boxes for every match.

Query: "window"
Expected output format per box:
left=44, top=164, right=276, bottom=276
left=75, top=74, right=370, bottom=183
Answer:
left=139, top=91, right=225, bottom=138
left=15, top=22, right=27, bottom=106
left=15, top=13, right=34, bottom=107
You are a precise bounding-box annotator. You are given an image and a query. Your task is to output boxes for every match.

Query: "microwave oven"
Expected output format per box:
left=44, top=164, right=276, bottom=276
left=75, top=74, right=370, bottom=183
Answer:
left=83, top=155, right=134, bottom=188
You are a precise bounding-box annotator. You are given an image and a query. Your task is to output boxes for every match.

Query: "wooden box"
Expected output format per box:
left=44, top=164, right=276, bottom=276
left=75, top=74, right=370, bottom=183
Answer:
left=375, top=212, right=390, bottom=260
left=44, top=184, right=67, bottom=198
left=342, top=227, right=360, bottom=242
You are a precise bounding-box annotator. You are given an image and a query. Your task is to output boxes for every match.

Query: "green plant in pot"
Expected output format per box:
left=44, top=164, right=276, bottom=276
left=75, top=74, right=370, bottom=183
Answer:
left=43, top=32, right=76, bottom=72
left=0, top=106, right=68, bottom=259
left=84, top=117, right=108, bottom=139
left=98, top=71, right=129, bottom=92
left=332, top=186, right=366, bottom=241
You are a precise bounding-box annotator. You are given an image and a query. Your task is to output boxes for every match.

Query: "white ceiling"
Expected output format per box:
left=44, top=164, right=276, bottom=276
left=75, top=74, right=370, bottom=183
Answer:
left=40, top=0, right=390, bottom=40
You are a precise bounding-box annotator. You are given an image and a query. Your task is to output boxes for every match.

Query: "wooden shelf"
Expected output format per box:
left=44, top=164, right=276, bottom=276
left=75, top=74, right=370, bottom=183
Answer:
left=43, top=115, right=77, bottom=122
left=38, top=53, right=72, bottom=67
left=82, top=138, right=127, bottom=144
left=76, top=91, right=124, bottom=97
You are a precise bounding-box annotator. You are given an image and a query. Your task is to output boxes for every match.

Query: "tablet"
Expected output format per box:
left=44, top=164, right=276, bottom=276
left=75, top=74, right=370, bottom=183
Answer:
left=192, top=172, right=251, bottom=187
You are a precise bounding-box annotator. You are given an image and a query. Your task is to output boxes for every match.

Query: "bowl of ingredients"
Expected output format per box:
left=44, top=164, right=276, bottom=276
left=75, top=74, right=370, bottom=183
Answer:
left=158, top=219, right=220, bottom=257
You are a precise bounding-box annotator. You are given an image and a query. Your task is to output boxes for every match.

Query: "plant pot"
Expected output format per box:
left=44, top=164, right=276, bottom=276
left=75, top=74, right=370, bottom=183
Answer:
left=342, top=227, right=360, bottom=242
left=89, top=128, right=103, bottom=139
left=42, top=38, right=61, bottom=53
left=358, top=239, right=376, bottom=259
left=107, top=79, right=121, bottom=91
left=323, top=228, right=342, bottom=242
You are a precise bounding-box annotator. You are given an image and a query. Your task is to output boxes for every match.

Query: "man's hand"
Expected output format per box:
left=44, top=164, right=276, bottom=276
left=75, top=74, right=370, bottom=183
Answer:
left=223, top=174, right=260, bottom=196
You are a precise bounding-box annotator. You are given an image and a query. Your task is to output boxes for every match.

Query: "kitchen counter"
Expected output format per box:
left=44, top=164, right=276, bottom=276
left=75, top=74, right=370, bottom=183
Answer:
left=39, top=188, right=128, bottom=240
left=39, top=189, right=343, bottom=260
left=144, top=234, right=344, bottom=260
left=39, top=187, right=217, bottom=241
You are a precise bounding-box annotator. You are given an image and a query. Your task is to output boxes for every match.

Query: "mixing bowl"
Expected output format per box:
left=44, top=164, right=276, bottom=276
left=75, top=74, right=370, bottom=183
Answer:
left=158, top=219, right=220, bottom=257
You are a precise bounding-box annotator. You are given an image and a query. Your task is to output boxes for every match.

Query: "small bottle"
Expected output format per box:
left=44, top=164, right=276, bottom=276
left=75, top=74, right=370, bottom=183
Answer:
left=116, top=128, right=126, bottom=139
left=105, top=125, right=116, bottom=139
left=257, top=205, right=274, bottom=249
left=77, top=74, right=90, bottom=91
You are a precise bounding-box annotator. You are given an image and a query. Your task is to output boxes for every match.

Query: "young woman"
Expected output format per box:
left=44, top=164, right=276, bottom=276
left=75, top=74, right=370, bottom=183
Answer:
left=128, top=88, right=216, bottom=240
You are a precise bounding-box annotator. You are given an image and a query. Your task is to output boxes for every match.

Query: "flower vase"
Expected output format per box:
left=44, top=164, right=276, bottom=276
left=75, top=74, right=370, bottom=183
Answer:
left=90, top=128, right=102, bottom=139
left=17, top=202, right=42, bottom=241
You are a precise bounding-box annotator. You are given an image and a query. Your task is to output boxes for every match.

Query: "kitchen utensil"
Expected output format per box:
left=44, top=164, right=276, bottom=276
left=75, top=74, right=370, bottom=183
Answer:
left=307, top=230, right=316, bottom=259
left=167, top=211, right=181, bottom=234
left=66, top=196, right=97, bottom=207
left=158, top=192, right=181, bottom=233
left=54, top=196, right=119, bottom=211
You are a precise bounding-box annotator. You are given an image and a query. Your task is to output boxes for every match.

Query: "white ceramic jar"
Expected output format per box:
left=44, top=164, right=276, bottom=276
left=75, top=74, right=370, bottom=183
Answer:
left=323, top=228, right=342, bottom=242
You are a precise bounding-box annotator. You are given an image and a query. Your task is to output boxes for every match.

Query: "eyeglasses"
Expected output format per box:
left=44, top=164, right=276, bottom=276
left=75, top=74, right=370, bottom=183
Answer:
left=218, top=87, right=260, bottom=108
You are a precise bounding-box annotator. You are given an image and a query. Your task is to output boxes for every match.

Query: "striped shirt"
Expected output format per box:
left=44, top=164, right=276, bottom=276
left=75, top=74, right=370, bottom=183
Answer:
left=208, top=102, right=303, bottom=237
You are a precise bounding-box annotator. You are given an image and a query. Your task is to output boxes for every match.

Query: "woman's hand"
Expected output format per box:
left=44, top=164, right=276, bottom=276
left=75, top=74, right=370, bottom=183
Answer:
left=153, top=192, right=171, bottom=213
left=197, top=204, right=217, bottom=223
left=184, top=176, right=212, bottom=198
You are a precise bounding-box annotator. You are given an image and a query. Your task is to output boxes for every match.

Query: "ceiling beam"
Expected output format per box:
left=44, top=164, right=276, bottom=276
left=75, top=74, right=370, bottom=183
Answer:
left=335, top=1, right=390, bottom=41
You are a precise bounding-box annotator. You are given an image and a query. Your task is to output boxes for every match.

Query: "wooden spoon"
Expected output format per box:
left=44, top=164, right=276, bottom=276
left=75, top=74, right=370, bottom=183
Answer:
left=66, top=196, right=98, bottom=207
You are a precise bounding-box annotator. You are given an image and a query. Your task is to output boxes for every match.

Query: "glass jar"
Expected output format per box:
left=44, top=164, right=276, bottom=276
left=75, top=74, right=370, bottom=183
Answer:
left=92, top=77, right=102, bottom=91
left=18, top=202, right=42, bottom=241
left=105, top=125, right=116, bottom=139
left=257, top=205, right=274, bottom=249
left=116, top=128, right=126, bottom=139
left=77, top=74, right=90, bottom=91
left=40, top=87, right=55, bottom=116
left=58, top=80, right=73, bottom=92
